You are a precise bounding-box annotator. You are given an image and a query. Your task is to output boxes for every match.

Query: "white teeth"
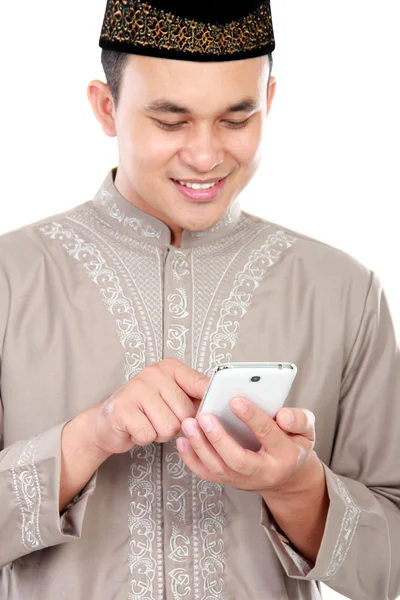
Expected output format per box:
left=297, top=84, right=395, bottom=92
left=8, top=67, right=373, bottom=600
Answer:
left=178, top=180, right=218, bottom=190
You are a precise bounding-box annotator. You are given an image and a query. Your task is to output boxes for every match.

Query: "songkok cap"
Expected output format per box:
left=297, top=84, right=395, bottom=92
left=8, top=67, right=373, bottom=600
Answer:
left=99, top=1, right=275, bottom=62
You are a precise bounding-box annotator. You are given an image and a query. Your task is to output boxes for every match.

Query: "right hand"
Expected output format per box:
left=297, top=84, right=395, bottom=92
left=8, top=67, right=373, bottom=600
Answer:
left=88, top=358, right=209, bottom=457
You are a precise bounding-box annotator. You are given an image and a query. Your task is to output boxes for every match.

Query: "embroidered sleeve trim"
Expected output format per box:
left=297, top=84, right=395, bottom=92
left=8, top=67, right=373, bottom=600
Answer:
left=321, top=476, right=361, bottom=580
left=11, top=437, right=45, bottom=551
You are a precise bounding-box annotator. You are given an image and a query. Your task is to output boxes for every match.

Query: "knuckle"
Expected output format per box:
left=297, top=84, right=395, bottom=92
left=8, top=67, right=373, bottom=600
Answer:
left=133, top=423, right=157, bottom=446
left=211, top=432, right=224, bottom=445
left=255, top=420, right=274, bottom=439
left=197, top=373, right=210, bottom=386
left=139, top=364, right=161, bottom=383
left=163, top=420, right=182, bottom=440
left=210, top=464, right=228, bottom=479
left=129, top=378, right=148, bottom=398
left=221, top=471, right=234, bottom=485
left=231, top=458, right=248, bottom=473
left=162, top=357, right=182, bottom=370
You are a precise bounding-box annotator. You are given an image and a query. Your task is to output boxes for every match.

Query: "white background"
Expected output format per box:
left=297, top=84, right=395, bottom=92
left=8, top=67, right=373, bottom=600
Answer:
left=1, top=2, right=399, bottom=598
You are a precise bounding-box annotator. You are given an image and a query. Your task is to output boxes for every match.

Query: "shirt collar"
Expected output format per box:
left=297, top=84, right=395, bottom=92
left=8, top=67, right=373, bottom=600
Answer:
left=92, top=168, right=242, bottom=249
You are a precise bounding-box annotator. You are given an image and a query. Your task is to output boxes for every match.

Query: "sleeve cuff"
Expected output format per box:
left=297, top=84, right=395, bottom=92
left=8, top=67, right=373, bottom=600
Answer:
left=9, top=421, right=98, bottom=554
left=261, top=462, right=362, bottom=581
left=60, top=472, right=98, bottom=536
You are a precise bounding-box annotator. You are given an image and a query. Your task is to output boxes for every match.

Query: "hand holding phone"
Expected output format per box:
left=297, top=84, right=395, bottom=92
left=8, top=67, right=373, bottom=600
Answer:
left=197, top=362, right=297, bottom=451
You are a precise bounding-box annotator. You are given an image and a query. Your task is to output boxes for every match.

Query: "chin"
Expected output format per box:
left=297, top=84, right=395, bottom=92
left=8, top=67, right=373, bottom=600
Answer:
left=180, top=204, right=230, bottom=233
left=181, top=214, right=223, bottom=233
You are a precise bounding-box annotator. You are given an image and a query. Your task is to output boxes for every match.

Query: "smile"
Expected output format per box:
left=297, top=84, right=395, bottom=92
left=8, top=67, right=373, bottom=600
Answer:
left=172, top=177, right=227, bottom=202
left=176, top=180, right=222, bottom=190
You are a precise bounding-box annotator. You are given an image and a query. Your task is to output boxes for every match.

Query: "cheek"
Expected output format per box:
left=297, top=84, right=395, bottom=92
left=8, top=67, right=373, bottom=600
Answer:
left=227, top=132, right=262, bottom=168
left=117, top=115, right=176, bottom=167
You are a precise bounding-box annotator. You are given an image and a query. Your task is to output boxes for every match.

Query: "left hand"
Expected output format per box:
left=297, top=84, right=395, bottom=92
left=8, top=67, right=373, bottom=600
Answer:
left=177, top=398, right=317, bottom=495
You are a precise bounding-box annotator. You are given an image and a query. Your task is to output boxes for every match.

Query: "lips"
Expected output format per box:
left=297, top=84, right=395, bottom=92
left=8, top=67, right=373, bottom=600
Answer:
left=172, top=177, right=227, bottom=202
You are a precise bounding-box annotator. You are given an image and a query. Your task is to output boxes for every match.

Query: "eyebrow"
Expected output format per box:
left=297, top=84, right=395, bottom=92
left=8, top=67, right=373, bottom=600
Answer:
left=143, top=97, right=260, bottom=115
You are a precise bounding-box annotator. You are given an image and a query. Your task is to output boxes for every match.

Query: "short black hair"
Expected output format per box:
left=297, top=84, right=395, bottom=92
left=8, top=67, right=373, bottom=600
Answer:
left=101, top=50, right=274, bottom=107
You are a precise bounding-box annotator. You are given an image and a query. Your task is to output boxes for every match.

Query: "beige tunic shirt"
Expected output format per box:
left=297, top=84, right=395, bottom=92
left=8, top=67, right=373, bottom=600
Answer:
left=1, top=168, right=399, bottom=600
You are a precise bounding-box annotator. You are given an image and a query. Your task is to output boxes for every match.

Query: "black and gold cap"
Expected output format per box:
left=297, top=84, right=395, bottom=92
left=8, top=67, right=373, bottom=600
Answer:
left=99, top=0, right=275, bottom=62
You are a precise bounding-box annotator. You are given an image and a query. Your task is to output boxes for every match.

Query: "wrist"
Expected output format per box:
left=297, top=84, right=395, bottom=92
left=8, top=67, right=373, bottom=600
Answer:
left=260, top=451, right=325, bottom=503
left=63, top=407, right=113, bottom=467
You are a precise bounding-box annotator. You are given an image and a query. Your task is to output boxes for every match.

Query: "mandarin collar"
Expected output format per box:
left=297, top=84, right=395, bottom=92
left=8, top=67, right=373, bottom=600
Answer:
left=92, top=168, right=242, bottom=249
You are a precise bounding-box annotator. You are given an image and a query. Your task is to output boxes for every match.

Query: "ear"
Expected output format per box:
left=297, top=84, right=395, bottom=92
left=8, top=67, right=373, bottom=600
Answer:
left=266, top=75, right=277, bottom=116
left=87, top=80, right=117, bottom=137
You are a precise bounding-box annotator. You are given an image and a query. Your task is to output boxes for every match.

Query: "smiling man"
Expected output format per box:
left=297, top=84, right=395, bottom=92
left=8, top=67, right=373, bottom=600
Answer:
left=1, top=1, right=400, bottom=600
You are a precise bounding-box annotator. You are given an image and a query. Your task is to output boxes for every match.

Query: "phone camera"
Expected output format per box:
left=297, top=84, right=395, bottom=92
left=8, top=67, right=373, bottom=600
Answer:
left=251, top=376, right=261, bottom=382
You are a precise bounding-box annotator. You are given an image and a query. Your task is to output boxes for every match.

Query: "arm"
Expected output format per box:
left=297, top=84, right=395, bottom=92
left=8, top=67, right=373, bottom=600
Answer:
left=260, top=450, right=330, bottom=564
left=0, top=263, right=98, bottom=568
left=0, top=420, right=98, bottom=568
left=59, top=409, right=110, bottom=511
left=261, top=272, right=400, bottom=599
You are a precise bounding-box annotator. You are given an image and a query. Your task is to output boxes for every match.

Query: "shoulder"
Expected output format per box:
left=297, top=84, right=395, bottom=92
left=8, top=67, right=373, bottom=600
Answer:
left=243, top=212, right=373, bottom=313
left=0, top=201, right=93, bottom=285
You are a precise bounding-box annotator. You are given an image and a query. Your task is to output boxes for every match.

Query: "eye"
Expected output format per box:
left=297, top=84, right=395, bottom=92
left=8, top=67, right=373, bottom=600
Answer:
left=224, top=118, right=251, bottom=129
left=156, top=120, right=186, bottom=131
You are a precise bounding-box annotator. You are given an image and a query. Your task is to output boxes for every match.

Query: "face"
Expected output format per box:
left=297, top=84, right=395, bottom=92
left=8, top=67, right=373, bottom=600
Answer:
left=89, top=54, right=275, bottom=242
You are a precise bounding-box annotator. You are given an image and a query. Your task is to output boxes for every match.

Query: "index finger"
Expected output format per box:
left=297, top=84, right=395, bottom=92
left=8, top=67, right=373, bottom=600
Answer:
left=230, top=397, right=290, bottom=455
left=159, top=358, right=210, bottom=402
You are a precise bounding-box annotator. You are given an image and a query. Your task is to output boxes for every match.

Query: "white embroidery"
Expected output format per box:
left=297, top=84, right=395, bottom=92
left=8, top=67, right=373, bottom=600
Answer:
left=167, top=324, right=189, bottom=360
left=167, top=250, right=191, bottom=363
left=40, top=217, right=164, bottom=600
left=189, top=224, right=297, bottom=599
left=100, top=188, right=162, bottom=239
left=198, top=481, right=227, bottom=600
left=168, top=288, right=190, bottom=319
left=39, top=222, right=147, bottom=381
left=165, top=248, right=192, bottom=600
left=167, top=485, right=188, bottom=520
left=172, top=251, right=190, bottom=281
left=166, top=451, right=188, bottom=481
left=192, top=474, right=201, bottom=600
left=206, top=230, right=297, bottom=376
left=169, top=568, right=191, bottom=599
left=191, top=200, right=240, bottom=238
left=11, top=437, right=44, bottom=551
left=169, top=525, right=191, bottom=563
left=128, top=444, right=160, bottom=600
left=322, top=476, right=361, bottom=580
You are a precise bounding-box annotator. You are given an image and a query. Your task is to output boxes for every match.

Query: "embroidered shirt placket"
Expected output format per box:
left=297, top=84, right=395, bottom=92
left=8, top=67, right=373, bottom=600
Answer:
left=163, top=247, right=195, bottom=600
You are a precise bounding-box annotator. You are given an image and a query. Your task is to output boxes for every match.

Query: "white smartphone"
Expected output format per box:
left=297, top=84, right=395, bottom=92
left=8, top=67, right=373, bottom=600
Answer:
left=197, top=362, right=297, bottom=451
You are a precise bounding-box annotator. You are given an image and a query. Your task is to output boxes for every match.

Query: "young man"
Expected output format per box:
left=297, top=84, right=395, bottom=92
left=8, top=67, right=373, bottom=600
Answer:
left=0, top=1, right=399, bottom=599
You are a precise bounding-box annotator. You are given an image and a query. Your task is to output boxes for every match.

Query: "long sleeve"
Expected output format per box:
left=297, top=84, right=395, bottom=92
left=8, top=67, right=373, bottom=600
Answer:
left=0, top=264, right=97, bottom=568
left=262, top=271, right=400, bottom=599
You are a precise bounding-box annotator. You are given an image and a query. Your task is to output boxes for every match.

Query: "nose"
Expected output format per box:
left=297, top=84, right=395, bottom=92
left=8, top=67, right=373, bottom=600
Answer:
left=179, top=125, right=224, bottom=173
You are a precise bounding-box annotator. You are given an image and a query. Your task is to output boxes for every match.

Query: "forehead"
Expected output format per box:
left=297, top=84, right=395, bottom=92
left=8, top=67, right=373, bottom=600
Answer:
left=121, top=54, right=268, bottom=112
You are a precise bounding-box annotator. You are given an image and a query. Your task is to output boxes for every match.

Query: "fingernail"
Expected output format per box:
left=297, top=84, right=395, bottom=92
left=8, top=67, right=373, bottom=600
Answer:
left=182, top=419, right=197, bottom=436
left=199, top=415, right=214, bottom=433
left=281, top=409, right=294, bottom=427
left=303, top=409, right=315, bottom=427
left=232, top=397, right=248, bottom=414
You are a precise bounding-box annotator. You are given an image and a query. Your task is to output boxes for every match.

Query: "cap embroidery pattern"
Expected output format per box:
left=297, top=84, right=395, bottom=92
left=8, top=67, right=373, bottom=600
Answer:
left=100, top=0, right=274, bottom=57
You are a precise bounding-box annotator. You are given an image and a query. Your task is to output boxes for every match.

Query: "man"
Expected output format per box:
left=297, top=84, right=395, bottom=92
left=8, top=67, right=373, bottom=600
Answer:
left=0, top=1, right=399, bottom=599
